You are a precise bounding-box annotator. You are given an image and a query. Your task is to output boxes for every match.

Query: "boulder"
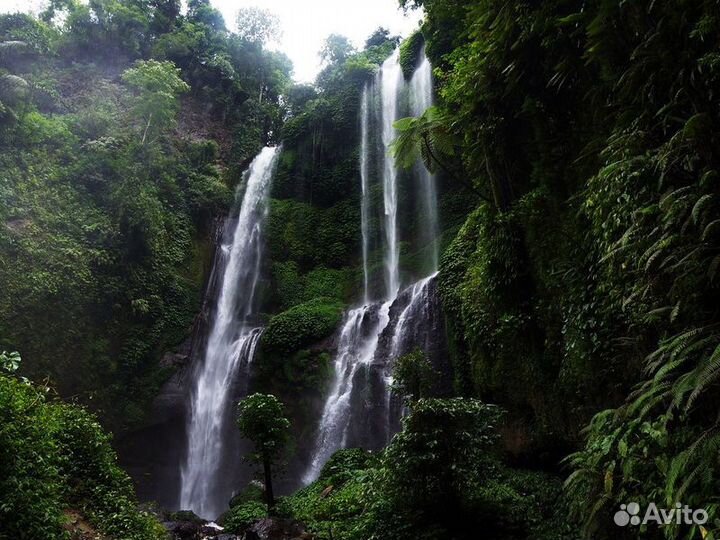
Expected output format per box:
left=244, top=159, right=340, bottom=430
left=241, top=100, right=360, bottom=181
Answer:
left=163, top=520, right=203, bottom=540
left=243, top=518, right=310, bottom=540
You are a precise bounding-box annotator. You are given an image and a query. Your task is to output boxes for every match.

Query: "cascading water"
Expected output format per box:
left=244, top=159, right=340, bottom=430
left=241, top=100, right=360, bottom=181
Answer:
left=303, top=46, right=444, bottom=484
left=381, top=48, right=404, bottom=300
left=180, top=146, right=279, bottom=518
left=409, top=49, right=439, bottom=271
left=360, top=86, right=372, bottom=304
left=389, top=272, right=439, bottom=360
left=303, top=51, right=405, bottom=483
left=301, top=303, right=390, bottom=483
left=377, top=50, right=442, bottom=432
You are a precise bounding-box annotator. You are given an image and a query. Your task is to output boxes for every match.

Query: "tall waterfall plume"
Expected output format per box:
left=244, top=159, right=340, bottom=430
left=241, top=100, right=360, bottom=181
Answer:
left=180, top=146, right=279, bottom=518
left=380, top=48, right=404, bottom=300
left=409, top=50, right=439, bottom=271
left=360, top=85, right=372, bottom=304
left=303, top=50, right=407, bottom=483
left=303, top=44, right=450, bottom=483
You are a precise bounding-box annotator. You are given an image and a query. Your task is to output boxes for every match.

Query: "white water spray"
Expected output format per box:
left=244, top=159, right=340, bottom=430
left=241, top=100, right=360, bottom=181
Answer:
left=360, top=86, right=372, bottom=303
left=381, top=49, right=404, bottom=299
left=304, top=48, right=441, bottom=484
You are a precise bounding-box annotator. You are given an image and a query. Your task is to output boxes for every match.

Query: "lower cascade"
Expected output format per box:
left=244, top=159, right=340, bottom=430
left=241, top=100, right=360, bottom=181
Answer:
left=180, top=147, right=279, bottom=518
left=303, top=301, right=392, bottom=483
left=303, top=274, right=444, bottom=483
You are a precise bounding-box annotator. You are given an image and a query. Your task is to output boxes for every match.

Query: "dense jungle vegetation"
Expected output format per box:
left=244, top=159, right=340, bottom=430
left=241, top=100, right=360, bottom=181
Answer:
left=2, top=0, right=720, bottom=539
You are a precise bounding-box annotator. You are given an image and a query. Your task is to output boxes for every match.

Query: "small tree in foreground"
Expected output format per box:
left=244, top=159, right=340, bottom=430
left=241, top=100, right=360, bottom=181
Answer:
left=236, top=393, right=289, bottom=510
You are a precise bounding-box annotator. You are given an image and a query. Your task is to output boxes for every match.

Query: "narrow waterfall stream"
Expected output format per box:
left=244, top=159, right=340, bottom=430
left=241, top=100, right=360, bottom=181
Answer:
left=303, top=48, right=441, bottom=483
left=360, top=86, right=372, bottom=304
left=409, top=49, right=439, bottom=272
left=380, top=48, right=404, bottom=300
left=180, top=147, right=279, bottom=518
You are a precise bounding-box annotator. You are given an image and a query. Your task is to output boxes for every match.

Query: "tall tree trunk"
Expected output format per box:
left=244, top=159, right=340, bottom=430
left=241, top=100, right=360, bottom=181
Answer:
left=263, top=452, right=275, bottom=510
left=141, top=113, right=152, bottom=145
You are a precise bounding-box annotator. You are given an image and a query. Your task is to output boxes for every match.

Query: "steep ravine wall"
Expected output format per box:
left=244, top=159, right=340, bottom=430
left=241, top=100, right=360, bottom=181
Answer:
left=118, top=39, right=463, bottom=513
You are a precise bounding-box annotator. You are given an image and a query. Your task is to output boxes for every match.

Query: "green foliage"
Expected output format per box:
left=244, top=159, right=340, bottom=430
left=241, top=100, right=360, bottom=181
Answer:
left=229, top=481, right=265, bottom=508
left=381, top=399, right=503, bottom=511
left=49, top=0, right=155, bottom=60
left=223, top=501, right=267, bottom=534
left=261, top=298, right=344, bottom=356
left=392, top=106, right=457, bottom=173
left=0, top=375, right=62, bottom=539
left=409, top=0, right=720, bottom=536
left=51, top=404, right=166, bottom=539
left=237, top=393, right=290, bottom=509
left=0, top=375, right=165, bottom=539
left=121, top=59, right=189, bottom=142
left=266, top=197, right=359, bottom=289
left=271, top=261, right=352, bottom=310
left=0, top=350, right=20, bottom=373
left=279, top=449, right=380, bottom=540
left=320, top=34, right=356, bottom=67
left=267, top=199, right=321, bottom=265
left=365, top=27, right=399, bottom=49
left=0, top=2, right=284, bottom=433
left=237, top=393, right=290, bottom=465
left=398, top=30, right=424, bottom=79
left=281, top=401, right=572, bottom=540
left=391, top=349, right=438, bottom=402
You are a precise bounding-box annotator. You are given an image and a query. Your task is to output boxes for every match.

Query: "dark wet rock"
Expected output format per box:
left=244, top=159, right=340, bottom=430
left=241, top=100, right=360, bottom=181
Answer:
left=243, top=518, right=310, bottom=540
left=164, top=519, right=203, bottom=540
left=162, top=513, right=233, bottom=539
left=166, top=510, right=205, bottom=524
left=160, top=351, right=190, bottom=369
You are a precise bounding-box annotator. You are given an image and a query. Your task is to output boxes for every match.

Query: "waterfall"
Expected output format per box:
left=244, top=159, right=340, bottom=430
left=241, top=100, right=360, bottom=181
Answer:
left=302, top=51, right=405, bottom=483
left=409, top=50, right=439, bottom=271
left=380, top=49, right=404, bottom=300
left=301, top=302, right=390, bottom=483
left=180, top=146, right=279, bottom=518
left=389, top=272, right=439, bottom=359
left=360, top=86, right=372, bottom=304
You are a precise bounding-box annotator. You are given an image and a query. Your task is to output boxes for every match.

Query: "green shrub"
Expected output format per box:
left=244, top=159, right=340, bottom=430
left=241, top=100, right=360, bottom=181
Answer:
left=51, top=405, right=166, bottom=540
left=223, top=501, right=267, bottom=534
left=280, top=449, right=379, bottom=540
left=0, top=376, right=64, bottom=539
left=228, top=482, right=264, bottom=509
left=318, top=448, right=376, bottom=484
left=0, top=375, right=165, bottom=539
left=261, top=298, right=344, bottom=356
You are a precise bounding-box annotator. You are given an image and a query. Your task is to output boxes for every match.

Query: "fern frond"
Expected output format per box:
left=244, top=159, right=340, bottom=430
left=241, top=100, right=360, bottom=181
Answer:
left=685, top=343, right=720, bottom=410
left=692, top=194, right=714, bottom=225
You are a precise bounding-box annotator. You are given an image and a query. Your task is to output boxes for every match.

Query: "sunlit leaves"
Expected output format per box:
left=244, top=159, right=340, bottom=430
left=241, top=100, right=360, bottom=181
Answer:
left=121, top=59, right=189, bottom=142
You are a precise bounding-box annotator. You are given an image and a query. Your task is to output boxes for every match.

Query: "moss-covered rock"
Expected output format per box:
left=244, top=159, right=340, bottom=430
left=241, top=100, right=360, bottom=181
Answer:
left=262, top=298, right=344, bottom=356
left=267, top=197, right=360, bottom=273
left=399, top=30, right=425, bottom=80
